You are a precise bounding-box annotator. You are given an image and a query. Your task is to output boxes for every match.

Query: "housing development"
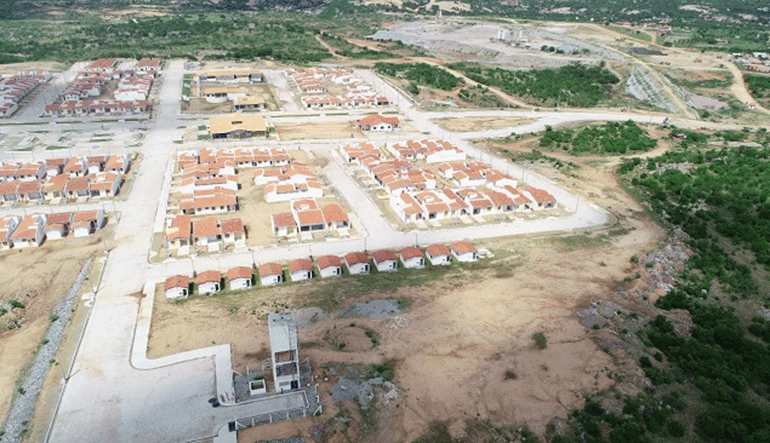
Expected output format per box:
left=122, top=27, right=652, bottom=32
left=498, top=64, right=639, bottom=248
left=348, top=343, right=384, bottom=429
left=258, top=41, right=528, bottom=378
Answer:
left=1, top=4, right=770, bottom=443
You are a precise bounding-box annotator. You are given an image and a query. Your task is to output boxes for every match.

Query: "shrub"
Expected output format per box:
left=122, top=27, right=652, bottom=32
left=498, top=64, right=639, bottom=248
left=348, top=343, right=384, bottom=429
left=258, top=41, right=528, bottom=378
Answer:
left=533, top=332, right=547, bottom=349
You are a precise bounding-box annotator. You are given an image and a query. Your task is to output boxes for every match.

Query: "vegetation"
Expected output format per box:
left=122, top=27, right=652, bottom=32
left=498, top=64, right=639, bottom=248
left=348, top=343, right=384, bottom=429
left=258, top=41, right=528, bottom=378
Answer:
left=539, top=121, right=657, bottom=155
left=532, top=332, right=547, bottom=349
left=745, top=73, right=770, bottom=100
left=448, top=62, right=619, bottom=108
left=374, top=62, right=462, bottom=91
left=555, top=140, right=770, bottom=443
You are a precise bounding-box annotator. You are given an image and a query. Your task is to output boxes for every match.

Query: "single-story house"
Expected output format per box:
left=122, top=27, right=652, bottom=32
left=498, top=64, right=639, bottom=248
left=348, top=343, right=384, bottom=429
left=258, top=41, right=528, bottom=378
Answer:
left=322, top=204, right=349, bottom=231
left=451, top=241, right=478, bottom=262
left=344, top=252, right=370, bottom=275
left=0, top=215, right=21, bottom=250
left=166, top=215, right=192, bottom=250
left=165, top=275, right=190, bottom=299
left=192, top=217, right=221, bottom=251
left=220, top=218, right=245, bottom=244
left=228, top=266, right=253, bottom=291
left=288, top=258, right=313, bottom=282
left=400, top=246, right=425, bottom=269
left=259, top=262, right=284, bottom=286
left=371, top=249, right=398, bottom=272
left=316, top=255, right=342, bottom=278
left=357, top=114, right=399, bottom=132
left=44, top=212, right=73, bottom=240
left=10, top=214, right=45, bottom=248
left=209, top=114, right=268, bottom=139
left=425, top=243, right=451, bottom=266
left=271, top=212, right=297, bottom=238
left=196, top=270, right=222, bottom=295
left=71, top=210, right=105, bottom=237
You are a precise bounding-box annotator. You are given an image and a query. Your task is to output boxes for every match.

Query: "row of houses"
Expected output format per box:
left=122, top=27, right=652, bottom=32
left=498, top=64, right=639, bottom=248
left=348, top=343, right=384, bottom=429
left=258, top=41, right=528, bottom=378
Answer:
left=391, top=185, right=556, bottom=223
left=177, top=147, right=290, bottom=172
left=46, top=58, right=159, bottom=117
left=0, top=154, right=131, bottom=181
left=164, top=241, right=478, bottom=298
left=285, top=67, right=390, bottom=110
left=254, top=163, right=325, bottom=203
left=0, top=210, right=105, bottom=249
left=270, top=198, right=349, bottom=238
left=0, top=172, right=123, bottom=202
left=387, top=139, right=466, bottom=164
left=356, top=114, right=400, bottom=132
left=166, top=215, right=245, bottom=253
left=0, top=71, right=51, bottom=118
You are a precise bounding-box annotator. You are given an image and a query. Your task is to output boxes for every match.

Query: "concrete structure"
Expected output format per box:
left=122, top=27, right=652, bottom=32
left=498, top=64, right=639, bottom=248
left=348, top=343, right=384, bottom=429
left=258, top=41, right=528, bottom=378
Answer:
left=209, top=114, right=267, bottom=139
left=344, top=252, right=370, bottom=275
left=268, top=313, right=301, bottom=393
left=259, top=262, right=284, bottom=286
left=11, top=214, right=46, bottom=248
left=196, top=270, right=222, bottom=295
left=426, top=243, right=452, bottom=266
left=316, top=255, right=342, bottom=278
left=0, top=215, right=21, bottom=249
left=165, top=275, right=190, bottom=299
left=227, top=266, right=253, bottom=291
left=451, top=241, right=478, bottom=262
left=288, top=258, right=313, bottom=282
left=371, top=249, right=398, bottom=272
left=400, top=246, right=426, bottom=269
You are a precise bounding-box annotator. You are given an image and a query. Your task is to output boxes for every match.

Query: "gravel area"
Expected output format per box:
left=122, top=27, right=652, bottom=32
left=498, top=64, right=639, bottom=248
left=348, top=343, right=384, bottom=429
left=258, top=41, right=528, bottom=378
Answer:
left=341, top=299, right=401, bottom=319
left=1, top=258, right=92, bottom=443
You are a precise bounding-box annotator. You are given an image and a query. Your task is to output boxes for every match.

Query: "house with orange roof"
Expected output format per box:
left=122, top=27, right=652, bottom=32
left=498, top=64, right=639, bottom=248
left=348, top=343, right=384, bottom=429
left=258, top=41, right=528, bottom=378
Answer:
left=357, top=114, right=399, bottom=132
left=165, top=275, right=190, bottom=299
left=371, top=249, right=398, bottom=272
left=400, top=246, right=425, bottom=269
left=288, top=258, right=313, bottom=282
left=451, top=241, right=478, bottom=262
left=196, top=270, right=222, bottom=295
left=425, top=243, right=452, bottom=266
left=192, top=217, right=222, bottom=251
left=344, top=252, right=370, bottom=275
left=0, top=215, right=21, bottom=250
left=316, top=255, right=342, bottom=278
left=45, top=158, right=67, bottom=176
left=220, top=218, right=245, bottom=245
left=259, top=262, right=284, bottom=286
left=522, top=186, right=557, bottom=210
left=42, top=175, right=68, bottom=201
left=104, top=153, right=131, bottom=174
left=17, top=180, right=44, bottom=201
left=322, top=203, right=349, bottom=231
left=271, top=212, right=297, bottom=238
left=166, top=215, right=192, bottom=251
left=179, top=189, right=238, bottom=215
left=44, top=212, right=73, bottom=240
left=11, top=214, right=46, bottom=248
left=72, top=210, right=105, bottom=237
left=228, top=266, right=253, bottom=291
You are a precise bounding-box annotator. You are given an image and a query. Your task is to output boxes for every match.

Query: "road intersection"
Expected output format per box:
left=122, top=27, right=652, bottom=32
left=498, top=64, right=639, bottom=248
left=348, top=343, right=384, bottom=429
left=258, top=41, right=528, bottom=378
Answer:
left=0, top=59, right=758, bottom=442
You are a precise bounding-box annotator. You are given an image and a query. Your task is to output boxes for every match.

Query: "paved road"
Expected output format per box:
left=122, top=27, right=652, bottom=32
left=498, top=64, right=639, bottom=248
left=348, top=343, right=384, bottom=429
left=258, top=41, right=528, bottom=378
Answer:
left=40, top=59, right=766, bottom=443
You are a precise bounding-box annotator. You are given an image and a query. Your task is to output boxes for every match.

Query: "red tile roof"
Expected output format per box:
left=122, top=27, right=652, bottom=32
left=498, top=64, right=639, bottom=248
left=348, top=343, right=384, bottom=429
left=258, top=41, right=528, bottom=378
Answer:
left=400, top=247, right=424, bottom=260
left=195, top=270, right=221, bottom=285
left=227, top=266, right=252, bottom=281
left=451, top=241, right=477, bottom=255
left=316, top=255, right=341, bottom=269
left=371, top=249, right=397, bottom=263
left=344, top=252, right=368, bottom=266
left=258, top=262, right=283, bottom=277
left=272, top=212, right=295, bottom=228
left=288, top=258, right=312, bottom=273
left=426, top=243, right=451, bottom=257
left=165, top=275, right=189, bottom=290
left=220, top=218, right=244, bottom=235
left=322, top=204, right=348, bottom=223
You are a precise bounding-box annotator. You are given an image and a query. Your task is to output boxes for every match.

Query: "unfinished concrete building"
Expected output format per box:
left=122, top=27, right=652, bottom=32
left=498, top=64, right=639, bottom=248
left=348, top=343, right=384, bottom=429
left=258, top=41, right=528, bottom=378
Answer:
left=268, top=313, right=301, bottom=393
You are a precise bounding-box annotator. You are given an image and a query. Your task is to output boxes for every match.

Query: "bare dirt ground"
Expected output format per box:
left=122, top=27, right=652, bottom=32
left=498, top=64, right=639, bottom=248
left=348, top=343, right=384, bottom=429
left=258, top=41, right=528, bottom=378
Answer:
left=432, top=116, right=533, bottom=132
left=0, top=61, right=69, bottom=74
left=275, top=122, right=364, bottom=141
left=0, top=238, right=105, bottom=422
left=149, top=136, right=667, bottom=441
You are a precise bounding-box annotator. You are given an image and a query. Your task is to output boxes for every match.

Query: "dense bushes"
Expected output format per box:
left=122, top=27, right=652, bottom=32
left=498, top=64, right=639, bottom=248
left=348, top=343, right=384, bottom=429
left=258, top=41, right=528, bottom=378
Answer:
left=374, top=62, right=462, bottom=91
left=448, top=62, right=619, bottom=107
left=540, top=121, right=657, bottom=154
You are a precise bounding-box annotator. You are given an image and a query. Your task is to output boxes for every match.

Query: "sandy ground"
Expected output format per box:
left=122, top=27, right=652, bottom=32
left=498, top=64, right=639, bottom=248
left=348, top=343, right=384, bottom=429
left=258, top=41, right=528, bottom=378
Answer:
left=0, top=61, right=69, bottom=74
left=0, top=238, right=105, bottom=422
left=276, top=122, right=364, bottom=141
left=148, top=136, right=667, bottom=441
left=432, top=116, right=533, bottom=132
